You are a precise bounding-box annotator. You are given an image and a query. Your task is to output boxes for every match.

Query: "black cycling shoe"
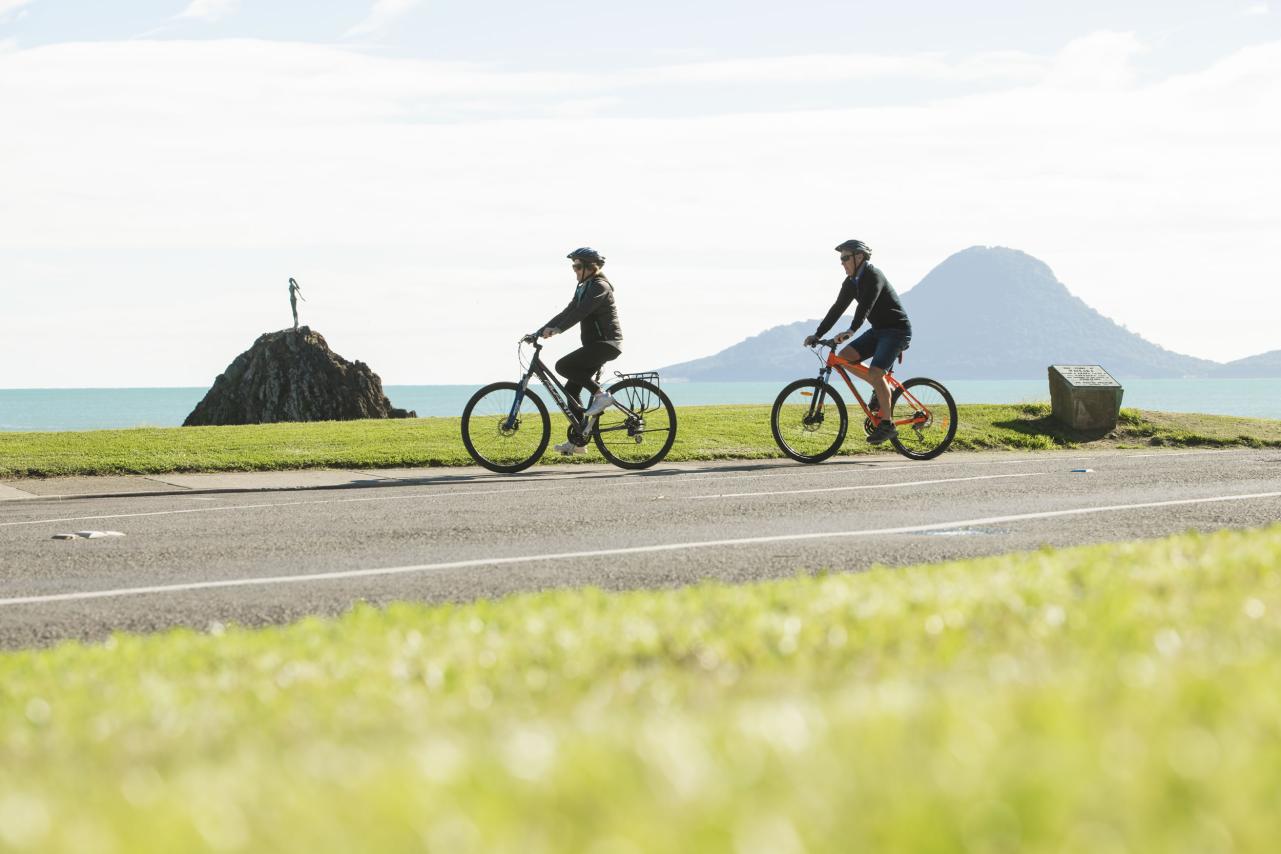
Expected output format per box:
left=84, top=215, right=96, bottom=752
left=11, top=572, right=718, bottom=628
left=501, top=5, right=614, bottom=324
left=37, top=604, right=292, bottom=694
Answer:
left=866, top=421, right=898, bottom=445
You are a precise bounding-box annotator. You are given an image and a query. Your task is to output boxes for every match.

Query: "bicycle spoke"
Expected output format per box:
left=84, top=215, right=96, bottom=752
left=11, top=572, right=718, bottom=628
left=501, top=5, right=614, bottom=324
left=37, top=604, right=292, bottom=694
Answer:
left=593, top=379, right=677, bottom=468
left=888, top=378, right=957, bottom=461
left=771, top=380, right=847, bottom=463
left=462, top=383, right=549, bottom=472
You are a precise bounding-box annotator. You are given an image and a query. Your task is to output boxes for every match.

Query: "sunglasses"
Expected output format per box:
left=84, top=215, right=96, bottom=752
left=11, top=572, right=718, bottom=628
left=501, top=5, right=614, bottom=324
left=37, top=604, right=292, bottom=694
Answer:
left=571, top=263, right=585, bottom=270
left=839, top=254, right=855, bottom=262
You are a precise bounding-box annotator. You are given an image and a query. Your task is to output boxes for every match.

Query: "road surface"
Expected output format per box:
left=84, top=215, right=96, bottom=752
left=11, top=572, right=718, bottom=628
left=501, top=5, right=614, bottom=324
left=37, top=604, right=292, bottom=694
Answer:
left=2, top=448, right=1279, bottom=649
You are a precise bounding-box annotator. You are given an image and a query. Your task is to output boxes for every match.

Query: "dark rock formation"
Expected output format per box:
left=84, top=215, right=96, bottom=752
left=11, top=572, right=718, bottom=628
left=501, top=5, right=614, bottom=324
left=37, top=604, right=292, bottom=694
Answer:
left=184, top=327, right=415, bottom=426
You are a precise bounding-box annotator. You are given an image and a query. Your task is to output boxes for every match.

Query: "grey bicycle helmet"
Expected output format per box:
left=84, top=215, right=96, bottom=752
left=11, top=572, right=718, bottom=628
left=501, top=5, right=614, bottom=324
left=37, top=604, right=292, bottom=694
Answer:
left=834, top=239, right=872, bottom=257
left=567, top=247, right=606, bottom=265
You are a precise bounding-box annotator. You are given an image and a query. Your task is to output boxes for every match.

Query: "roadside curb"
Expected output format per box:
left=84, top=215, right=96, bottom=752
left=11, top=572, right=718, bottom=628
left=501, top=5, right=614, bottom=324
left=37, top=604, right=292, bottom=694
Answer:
left=0, top=468, right=474, bottom=502
left=0, top=461, right=729, bottom=501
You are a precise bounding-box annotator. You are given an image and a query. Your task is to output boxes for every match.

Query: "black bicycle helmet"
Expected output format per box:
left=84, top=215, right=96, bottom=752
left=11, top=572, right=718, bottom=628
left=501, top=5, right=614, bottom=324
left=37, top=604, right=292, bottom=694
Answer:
left=567, top=247, right=606, bottom=265
left=834, top=239, right=872, bottom=257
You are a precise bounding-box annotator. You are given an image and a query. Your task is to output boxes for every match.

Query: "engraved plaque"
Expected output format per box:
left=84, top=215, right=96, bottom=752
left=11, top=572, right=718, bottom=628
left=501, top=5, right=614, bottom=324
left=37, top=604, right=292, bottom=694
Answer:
left=1048, top=365, right=1124, bottom=431
left=1049, top=365, right=1120, bottom=388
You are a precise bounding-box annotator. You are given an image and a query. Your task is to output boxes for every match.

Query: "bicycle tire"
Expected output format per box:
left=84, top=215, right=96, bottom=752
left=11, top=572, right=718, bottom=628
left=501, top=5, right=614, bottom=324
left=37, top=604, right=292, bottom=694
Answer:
left=592, top=379, right=677, bottom=469
left=888, top=377, right=958, bottom=461
left=461, top=381, right=550, bottom=473
left=771, top=379, right=848, bottom=463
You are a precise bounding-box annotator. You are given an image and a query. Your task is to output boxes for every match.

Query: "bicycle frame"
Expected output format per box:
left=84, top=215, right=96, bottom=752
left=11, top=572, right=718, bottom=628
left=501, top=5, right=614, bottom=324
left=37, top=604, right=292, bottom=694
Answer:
left=811, top=348, right=934, bottom=429
left=504, top=341, right=645, bottom=439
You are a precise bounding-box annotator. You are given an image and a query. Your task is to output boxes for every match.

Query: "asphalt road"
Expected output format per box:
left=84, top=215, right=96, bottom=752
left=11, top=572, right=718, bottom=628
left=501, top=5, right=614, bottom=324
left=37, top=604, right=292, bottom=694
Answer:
left=3, top=448, right=1281, bottom=649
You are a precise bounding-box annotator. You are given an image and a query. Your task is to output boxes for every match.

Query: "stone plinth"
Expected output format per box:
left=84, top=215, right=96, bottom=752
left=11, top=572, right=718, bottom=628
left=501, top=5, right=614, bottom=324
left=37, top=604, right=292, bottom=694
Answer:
left=1048, top=365, right=1123, bottom=432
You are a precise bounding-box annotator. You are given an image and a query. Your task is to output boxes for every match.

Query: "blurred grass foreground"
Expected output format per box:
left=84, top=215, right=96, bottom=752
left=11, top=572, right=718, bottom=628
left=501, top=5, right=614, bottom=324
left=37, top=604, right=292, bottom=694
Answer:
left=3, top=524, right=1281, bottom=851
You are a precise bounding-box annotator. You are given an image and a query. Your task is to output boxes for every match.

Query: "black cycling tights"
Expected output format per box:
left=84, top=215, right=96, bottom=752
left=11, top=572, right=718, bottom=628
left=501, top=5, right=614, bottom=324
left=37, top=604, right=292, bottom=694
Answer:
left=555, top=343, right=621, bottom=412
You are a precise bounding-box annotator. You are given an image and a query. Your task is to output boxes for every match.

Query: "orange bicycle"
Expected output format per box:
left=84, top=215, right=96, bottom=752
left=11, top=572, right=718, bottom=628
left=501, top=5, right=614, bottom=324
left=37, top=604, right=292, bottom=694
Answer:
left=770, top=337, right=957, bottom=462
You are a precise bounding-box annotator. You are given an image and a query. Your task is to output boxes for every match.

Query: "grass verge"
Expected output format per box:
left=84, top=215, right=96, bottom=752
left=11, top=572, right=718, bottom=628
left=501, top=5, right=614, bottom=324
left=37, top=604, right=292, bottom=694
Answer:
left=1, top=403, right=1279, bottom=479
left=3, top=525, right=1281, bottom=851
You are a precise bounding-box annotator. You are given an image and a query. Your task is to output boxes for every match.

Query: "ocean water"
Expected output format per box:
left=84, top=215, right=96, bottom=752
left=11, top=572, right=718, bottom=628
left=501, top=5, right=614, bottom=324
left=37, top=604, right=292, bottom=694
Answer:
left=1, top=379, right=1279, bottom=432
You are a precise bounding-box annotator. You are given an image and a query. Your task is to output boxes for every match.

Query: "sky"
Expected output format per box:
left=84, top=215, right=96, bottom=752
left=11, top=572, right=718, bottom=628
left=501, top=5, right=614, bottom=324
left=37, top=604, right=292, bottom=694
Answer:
left=1, top=0, right=1279, bottom=388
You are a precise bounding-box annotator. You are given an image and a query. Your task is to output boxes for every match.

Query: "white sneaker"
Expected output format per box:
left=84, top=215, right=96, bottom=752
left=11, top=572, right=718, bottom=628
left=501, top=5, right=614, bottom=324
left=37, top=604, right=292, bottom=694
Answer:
left=584, top=392, right=614, bottom=417
left=553, top=440, right=587, bottom=456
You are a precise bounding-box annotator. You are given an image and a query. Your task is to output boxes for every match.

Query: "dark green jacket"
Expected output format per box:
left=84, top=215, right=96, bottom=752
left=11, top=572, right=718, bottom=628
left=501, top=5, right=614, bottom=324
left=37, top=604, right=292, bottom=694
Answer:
left=545, top=274, right=623, bottom=347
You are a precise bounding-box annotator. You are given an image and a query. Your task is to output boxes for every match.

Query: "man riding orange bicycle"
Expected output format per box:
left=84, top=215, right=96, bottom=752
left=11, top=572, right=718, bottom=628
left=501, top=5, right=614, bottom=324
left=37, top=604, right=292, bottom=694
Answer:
left=803, top=239, right=911, bottom=444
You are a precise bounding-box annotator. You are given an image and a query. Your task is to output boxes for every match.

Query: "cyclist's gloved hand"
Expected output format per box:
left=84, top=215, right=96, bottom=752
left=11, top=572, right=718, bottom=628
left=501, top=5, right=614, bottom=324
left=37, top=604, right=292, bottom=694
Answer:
left=540, top=327, right=558, bottom=340
left=833, top=330, right=852, bottom=345
left=803, top=334, right=818, bottom=347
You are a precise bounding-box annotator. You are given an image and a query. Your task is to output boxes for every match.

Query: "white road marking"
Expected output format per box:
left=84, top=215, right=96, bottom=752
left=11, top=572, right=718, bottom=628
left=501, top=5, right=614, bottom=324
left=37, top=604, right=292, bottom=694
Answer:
left=3, top=490, right=1280, bottom=607
left=0, top=485, right=566, bottom=528
left=689, top=472, right=1044, bottom=499
left=987, top=449, right=1227, bottom=465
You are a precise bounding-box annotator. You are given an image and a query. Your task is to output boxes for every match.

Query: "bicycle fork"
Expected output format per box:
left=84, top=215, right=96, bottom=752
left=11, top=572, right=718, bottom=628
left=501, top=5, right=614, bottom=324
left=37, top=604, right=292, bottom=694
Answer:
left=805, top=369, right=833, bottom=425
left=503, top=375, right=533, bottom=432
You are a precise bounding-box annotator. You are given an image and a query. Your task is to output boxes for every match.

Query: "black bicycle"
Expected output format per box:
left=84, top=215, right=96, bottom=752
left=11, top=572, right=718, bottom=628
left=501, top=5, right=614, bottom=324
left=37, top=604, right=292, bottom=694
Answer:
left=461, top=336, right=678, bottom=473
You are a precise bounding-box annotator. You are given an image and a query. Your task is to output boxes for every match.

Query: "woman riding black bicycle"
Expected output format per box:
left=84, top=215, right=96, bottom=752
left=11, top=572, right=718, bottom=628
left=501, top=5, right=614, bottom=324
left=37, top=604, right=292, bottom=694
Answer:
left=534, top=247, right=623, bottom=456
left=461, top=247, right=674, bottom=473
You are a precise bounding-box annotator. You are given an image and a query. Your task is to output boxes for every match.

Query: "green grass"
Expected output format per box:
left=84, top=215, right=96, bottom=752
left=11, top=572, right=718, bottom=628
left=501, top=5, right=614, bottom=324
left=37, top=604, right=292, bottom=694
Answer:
left=3, top=525, right=1281, bottom=851
left=2, top=403, right=1279, bottom=479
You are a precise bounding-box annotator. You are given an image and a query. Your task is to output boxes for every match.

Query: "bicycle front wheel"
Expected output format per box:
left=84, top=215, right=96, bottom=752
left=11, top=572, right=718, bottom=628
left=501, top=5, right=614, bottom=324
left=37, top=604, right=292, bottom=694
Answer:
left=461, top=382, right=550, bottom=473
left=593, top=379, right=677, bottom=469
left=889, top=377, right=958, bottom=461
left=771, top=379, right=848, bottom=463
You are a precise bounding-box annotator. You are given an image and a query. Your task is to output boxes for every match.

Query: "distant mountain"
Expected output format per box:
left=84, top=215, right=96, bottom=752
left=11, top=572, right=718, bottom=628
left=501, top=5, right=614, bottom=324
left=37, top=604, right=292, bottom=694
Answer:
left=662, top=247, right=1223, bottom=381
left=1214, top=350, right=1281, bottom=378
left=660, top=320, right=824, bottom=383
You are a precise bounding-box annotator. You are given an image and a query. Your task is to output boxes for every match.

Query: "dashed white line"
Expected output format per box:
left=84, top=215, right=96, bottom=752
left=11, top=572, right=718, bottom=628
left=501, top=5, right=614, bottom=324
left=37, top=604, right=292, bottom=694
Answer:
left=689, top=472, right=1044, bottom=499
left=3, top=490, right=1279, bottom=607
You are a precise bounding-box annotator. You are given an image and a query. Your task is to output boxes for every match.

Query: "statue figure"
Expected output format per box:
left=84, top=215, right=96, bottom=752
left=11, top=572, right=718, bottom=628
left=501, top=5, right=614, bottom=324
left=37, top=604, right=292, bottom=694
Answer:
left=288, top=277, right=306, bottom=329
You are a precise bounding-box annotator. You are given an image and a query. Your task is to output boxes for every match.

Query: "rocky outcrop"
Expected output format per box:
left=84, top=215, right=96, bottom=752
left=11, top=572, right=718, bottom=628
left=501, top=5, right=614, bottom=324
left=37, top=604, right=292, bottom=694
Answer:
left=184, top=327, right=415, bottom=426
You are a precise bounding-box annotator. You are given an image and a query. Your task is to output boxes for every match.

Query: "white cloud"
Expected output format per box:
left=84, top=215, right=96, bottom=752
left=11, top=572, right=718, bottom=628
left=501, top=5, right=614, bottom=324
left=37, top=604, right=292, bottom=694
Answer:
left=0, top=0, right=34, bottom=22
left=1244, top=2, right=1270, bottom=15
left=346, top=0, right=423, bottom=38
left=1, top=33, right=1278, bottom=385
left=635, top=50, right=1049, bottom=87
left=177, top=0, right=239, bottom=22
left=1043, top=31, right=1147, bottom=88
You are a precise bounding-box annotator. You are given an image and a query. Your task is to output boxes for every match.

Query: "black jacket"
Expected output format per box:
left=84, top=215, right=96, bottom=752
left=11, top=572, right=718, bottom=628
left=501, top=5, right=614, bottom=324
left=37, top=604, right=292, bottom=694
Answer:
left=545, top=274, right=623, bottom=347
left=814, top=262, right=910, bottom=338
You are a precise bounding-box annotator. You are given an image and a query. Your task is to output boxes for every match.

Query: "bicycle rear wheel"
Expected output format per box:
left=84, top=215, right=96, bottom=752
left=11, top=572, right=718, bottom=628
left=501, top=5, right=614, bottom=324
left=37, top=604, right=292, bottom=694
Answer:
left=889, top=377, right=957, bottom=461
left=771, top=379, right=847, bottom=463
left=593, top=379, right=677, bottom=469
left=461, top=382, right=550, bottom=473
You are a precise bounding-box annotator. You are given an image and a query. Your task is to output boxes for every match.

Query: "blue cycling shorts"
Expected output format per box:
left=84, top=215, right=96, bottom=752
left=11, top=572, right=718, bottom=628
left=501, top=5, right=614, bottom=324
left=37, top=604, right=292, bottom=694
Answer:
left=847, top=327, right=911, bottom=371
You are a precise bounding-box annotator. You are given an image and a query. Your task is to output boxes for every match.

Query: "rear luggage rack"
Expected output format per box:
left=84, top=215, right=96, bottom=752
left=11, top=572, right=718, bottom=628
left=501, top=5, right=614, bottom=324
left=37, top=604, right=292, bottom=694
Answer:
left=611, top=370, right=662, bottom=412
left=613, top=370, right=660, bottom=387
